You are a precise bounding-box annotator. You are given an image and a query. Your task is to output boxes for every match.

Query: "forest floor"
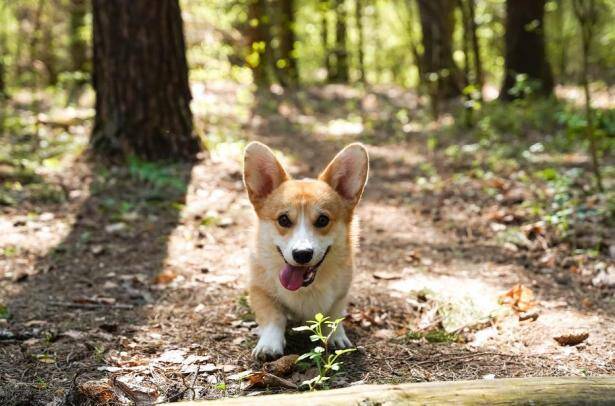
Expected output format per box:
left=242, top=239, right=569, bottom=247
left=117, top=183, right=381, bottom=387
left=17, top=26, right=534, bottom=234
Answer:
left=0, top=83, right=614, bottom=405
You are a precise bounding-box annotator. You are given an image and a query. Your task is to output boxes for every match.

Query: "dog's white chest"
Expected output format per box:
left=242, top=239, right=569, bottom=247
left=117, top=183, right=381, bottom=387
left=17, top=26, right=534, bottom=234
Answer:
left=277, top=285, right=338, bottom=322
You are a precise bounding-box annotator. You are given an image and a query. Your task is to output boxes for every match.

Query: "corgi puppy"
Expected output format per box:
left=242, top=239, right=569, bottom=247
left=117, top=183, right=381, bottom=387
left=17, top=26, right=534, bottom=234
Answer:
left=243, top=142, right=369, bottom=360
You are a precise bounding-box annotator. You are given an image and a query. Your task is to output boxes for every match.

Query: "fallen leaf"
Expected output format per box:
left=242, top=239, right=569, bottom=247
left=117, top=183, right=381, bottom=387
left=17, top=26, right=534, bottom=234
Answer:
left=105, top=222, right=127, bottom=233
left=374, top=329, right=395, bottom=339
left=36, top=354, right=56, bottom=364
left=90, top=245, right=105, bottom=255
left=227, top=370, right=253, bottom=381
left=244, top=371, right=297, bottom=390
left=62, top=330, right=87, bottom=340
left=110, top=375, right=158, bottom=404
left=183, top=354, right=211, bottom=365
left=78, top=379, right=118, bottom=403
left=153, top=270, right=177, bottom=285
left=499, top=284, right=536, bottom=312
left=554, top=331, right=589, bottom=346
left=222, top=364, right=238, bottom=372
left=157, top=349, right=186, bottom=363
left=263, top=354, right=299, bottom=376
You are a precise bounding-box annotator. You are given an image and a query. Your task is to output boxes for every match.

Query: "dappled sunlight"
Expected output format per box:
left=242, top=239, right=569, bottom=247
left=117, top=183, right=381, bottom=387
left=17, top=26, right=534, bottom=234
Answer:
left=1, top=0, right=613, bottom=402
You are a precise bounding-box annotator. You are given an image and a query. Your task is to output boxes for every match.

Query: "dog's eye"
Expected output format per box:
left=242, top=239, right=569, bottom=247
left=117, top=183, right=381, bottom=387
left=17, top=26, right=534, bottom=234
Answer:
left=314, top=214, right=329, bottom=228
left=277, top=214, right=292, bottom=228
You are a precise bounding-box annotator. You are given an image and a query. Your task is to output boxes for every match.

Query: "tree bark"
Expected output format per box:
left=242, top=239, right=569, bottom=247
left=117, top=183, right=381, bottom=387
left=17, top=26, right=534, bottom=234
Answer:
left=416, top=0, right=461, bottom=98
left=91, top=0, right=199, bottom=161
left=499, top=0, right=553, bottom=100
left=277, top=0, right=298, bottom=87
left=172, top=377, right=615, bottom=406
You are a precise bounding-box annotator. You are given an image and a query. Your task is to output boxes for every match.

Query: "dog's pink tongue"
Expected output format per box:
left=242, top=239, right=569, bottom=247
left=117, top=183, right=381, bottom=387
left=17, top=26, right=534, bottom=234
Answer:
left=279, top=264, right=305, bottom=291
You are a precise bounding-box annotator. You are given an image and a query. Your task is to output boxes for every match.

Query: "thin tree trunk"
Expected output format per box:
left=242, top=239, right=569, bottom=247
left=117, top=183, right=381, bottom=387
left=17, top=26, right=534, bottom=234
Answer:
left=458, top=0, right=471, bottom=88
left=247, top=0, right=273, bottom=90
left=416, top=0, right=462, bottom=98
left=467, top=0, right=483, bottom=96
left=572, top=0, right=603, bottom=192
left=355, top=0, right=365, bottom=83
left=277, top=0, right=298, bottom=87
left=0, top=2, right=6, bottom=98
left=405, top=0, right=423, bottom=95
left=69, top=0, right=88, bottom=73
left=91, top=0, right=200, bottom=161
left=331, top=0, right=349, bottom=83
left=499, top=0, right=553, bottom=100
left=321, top=0, right=332, bottom=81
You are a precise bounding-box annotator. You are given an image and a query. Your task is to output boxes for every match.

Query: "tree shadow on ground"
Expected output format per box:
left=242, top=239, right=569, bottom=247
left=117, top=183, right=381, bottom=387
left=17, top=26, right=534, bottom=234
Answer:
left=0, top=156, right=194, bottom=405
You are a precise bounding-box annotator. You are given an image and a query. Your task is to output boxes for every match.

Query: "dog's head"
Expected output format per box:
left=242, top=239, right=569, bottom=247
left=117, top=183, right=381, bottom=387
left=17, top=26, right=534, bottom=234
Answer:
left=243, top=142, right=369, bottom=291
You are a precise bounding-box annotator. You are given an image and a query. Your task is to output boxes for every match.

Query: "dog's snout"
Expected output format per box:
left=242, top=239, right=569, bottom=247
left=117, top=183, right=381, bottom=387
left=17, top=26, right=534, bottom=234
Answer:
left=292, top=248, right=313, bottom=264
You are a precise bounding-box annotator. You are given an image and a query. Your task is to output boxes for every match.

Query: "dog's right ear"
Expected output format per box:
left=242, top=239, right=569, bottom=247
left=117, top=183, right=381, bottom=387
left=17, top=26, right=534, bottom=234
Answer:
left=243, top=142, right=289, bottom=207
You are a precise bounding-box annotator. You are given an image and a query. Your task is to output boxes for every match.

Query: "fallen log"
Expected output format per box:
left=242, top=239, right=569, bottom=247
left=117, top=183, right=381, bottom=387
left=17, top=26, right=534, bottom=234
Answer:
left=170, top=376, right=615, bottom=405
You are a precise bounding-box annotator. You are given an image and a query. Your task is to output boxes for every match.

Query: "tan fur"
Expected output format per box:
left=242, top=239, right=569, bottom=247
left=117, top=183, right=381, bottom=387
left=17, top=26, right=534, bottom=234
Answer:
left=243, top=142, right=368, bottom=359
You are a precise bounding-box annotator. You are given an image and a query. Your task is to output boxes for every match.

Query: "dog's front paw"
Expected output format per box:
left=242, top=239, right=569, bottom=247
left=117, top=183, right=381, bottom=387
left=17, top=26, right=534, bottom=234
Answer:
left=329, top=325, right=353, bottom=349
left=252, top=324, right=285, bottom=360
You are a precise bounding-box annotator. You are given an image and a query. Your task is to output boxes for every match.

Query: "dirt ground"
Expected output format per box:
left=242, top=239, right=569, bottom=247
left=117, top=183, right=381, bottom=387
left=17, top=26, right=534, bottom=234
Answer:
left=0, top=85, right=614, bottom=405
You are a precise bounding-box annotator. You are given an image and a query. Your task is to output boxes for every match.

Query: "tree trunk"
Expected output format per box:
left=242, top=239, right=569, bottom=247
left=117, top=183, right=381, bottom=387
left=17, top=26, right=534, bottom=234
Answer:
left=277, top=0, right=298, bottom=87
left=416, top=0, right=461, bottom=98
left=330, top=0, right=349, bottom=83
left=69, top=0, right=88, bottom=73
left=247, top=0, right=273, bottom=90
left=499, top=0, right=553, bottom=100
left=174, top=377, right=615, bottom=406
left=355, top=0, right=365, bottom=83
left=321, top=0, right=332, bottom=81
left=572, top=0, right=602, bottom=192
left=467, top=0, right=483, bottom=95
left=91, top=0, right=199, bottom=161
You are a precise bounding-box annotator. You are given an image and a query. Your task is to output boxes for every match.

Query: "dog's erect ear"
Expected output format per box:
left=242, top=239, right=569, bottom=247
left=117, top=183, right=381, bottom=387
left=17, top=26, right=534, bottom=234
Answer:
left=319, top=143, right=369, bottom=206
left=243, top=142, right=289, bottom=206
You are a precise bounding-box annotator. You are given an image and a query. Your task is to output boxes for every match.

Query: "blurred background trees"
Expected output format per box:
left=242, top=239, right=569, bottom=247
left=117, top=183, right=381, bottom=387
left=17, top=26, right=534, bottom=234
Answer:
left=0, top=0, right=612, bottom=167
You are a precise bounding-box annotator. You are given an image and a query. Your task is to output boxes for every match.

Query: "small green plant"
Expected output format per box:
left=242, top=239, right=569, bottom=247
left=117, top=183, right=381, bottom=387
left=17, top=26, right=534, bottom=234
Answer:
left=92, top=344, right=106, bottom=362
left=293, top=313, right=355, bottom=391
left=0, top=304, right=10, bottom=320
left=34, top=377, right=48, bottom=390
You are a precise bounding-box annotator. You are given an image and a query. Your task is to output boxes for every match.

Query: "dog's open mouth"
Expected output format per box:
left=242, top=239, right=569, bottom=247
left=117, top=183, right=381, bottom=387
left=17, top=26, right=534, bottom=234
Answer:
left=277, top=247, right=330, bottom=291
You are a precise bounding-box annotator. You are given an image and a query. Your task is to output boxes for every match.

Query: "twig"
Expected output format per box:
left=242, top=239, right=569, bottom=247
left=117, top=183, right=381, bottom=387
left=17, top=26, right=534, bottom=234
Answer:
left=190, top=364, right=200, bottom=401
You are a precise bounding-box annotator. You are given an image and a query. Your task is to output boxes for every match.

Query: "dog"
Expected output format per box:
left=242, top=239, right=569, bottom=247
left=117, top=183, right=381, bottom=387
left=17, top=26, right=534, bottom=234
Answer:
left=243, top=141, right=369, bottom=360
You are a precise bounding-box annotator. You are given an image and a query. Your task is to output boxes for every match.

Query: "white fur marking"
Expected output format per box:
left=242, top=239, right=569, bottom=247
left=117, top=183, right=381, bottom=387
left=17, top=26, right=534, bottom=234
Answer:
left=330, top=324, right=353, bottom=348
left=252, top=323, right=285, bottom=359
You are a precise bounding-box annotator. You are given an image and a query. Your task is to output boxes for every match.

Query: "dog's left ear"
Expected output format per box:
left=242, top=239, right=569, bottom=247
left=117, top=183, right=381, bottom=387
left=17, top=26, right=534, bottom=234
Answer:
left=319, top=143, right=369, bottom=206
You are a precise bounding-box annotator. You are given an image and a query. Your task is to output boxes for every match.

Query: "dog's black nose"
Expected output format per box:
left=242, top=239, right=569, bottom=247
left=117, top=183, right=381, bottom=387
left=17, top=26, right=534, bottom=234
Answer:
left=292, top=248, right=313, bottom=264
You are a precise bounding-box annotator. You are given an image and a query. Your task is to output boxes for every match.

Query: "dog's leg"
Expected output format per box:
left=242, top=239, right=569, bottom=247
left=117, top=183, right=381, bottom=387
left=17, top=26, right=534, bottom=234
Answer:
left=250, top=285, right=286, bottom=360
left=327, top=297, right=353, bottom=349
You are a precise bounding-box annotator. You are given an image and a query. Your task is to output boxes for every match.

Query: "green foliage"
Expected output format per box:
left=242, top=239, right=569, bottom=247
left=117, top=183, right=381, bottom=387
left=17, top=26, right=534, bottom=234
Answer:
left=293, top=313, right=355, bottom=391
left=127, top=157, right=186, bottom=192
left=0, top=304, right=10, bottom=320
